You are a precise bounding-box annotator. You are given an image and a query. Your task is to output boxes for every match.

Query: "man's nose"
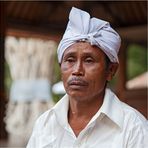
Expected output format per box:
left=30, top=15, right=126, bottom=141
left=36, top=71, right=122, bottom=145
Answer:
left=72, top=61, right=84, bottom=76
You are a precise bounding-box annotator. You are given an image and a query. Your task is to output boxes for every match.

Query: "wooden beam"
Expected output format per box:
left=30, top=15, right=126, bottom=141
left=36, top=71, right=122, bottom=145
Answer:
left=123, top=89, right=147, bottom=118
left=6, top=18, right=65, bottom=42
left=117, top=25, right=147, bottom=44
left=116, top=42, right=127, bottom=101
left=7, top=17, right=66, bottom=35
left=6, top=28, right=62, bottom=42
left=0, top=1, right=7, bottom=139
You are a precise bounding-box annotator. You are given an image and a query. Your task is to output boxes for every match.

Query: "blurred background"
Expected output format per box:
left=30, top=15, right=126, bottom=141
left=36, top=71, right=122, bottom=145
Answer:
left=0, top=1, right=147, bottom=147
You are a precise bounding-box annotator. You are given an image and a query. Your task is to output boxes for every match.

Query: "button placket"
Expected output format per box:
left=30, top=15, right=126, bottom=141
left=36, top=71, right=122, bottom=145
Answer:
left=77, top=124, right=95, bottom=147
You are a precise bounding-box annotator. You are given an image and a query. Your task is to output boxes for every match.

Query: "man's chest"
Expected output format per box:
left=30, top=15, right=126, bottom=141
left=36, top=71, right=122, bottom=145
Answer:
left=38, top=121, right=127, bottom=148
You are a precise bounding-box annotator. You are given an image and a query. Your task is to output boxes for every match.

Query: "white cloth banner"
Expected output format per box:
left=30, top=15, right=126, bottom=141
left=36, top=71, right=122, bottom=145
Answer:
left=10, top=79, right=51, bottom=101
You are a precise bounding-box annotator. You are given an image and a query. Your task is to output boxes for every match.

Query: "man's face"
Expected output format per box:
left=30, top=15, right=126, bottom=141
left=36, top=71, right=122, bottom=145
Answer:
left=61, top=42, right=113, bottom=101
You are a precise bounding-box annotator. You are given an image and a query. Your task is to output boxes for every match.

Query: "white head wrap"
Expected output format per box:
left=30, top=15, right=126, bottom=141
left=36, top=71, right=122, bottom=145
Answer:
left=57, top=7, right=121, bottom=63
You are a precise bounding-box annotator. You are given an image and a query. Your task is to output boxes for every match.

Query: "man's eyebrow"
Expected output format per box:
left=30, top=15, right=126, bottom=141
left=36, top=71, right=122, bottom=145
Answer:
left=63, top=51, right=76, bottom=58
left=64, top=51, right=97, bottom=57
left=82, top=51, right=99, bottom=58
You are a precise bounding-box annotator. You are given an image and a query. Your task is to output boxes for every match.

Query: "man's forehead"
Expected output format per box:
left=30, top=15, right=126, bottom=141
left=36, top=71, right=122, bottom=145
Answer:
left=63, top=42, right=104, bottom=56
left=66, top=42, right=100, bottom=50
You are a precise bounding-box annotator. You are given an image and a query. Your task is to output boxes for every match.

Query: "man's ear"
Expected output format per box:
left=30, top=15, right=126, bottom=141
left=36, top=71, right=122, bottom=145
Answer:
left=106, top=63, right=118, bottom=81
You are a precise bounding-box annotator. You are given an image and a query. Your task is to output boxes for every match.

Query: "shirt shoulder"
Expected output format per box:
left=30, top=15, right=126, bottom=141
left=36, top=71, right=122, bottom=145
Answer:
left=119, top=101, right=148, bottom=147
left=121, top=101, right=146, bottom=120
left=120, top=100, right=147, bottom=130
left=33, top=94, right=69, bottom=130
left=33, top=108, right=54, bottom=130
left=107, top=88, right=147, bottom=127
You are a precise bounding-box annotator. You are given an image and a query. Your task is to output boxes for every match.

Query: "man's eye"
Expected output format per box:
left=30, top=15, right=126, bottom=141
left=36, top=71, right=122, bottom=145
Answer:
left=85, top=58, right=94, bottom=63
left=66, top=57, right=75, bottom=62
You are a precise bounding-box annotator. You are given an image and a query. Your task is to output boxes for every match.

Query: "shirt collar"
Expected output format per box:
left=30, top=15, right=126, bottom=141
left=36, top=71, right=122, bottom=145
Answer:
left=52, top=88, right=124, bottom=130
left=52, top=94, right=69, bottom=128
left=99, top=88, right=124, bottom=129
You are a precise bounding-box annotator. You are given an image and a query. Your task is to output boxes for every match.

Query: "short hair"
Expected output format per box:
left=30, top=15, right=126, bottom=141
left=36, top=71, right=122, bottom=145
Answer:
left=105, top=55, right=111, bottom=69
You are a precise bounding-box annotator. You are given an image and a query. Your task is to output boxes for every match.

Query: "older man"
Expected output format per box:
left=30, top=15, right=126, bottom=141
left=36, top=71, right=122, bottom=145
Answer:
left=27, top=7, right=147, bottom=148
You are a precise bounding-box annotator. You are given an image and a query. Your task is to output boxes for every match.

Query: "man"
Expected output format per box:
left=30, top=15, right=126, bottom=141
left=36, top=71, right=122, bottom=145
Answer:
left=27, top=7, right=147, bottom=148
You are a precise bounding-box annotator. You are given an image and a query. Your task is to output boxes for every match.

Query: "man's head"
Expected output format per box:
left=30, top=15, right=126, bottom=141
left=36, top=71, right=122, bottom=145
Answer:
left=60, top=41, right=118, bottom=101
left=57, top=7, right=120, bottom=100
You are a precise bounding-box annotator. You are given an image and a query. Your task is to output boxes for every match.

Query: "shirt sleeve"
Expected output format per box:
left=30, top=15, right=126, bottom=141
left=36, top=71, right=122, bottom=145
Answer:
left=26, top=110, right=52, bottom=148
left=26, top=115, right=42, bottom=148
left=26, top=124, right=38, bottom=148
left=127, top=120, right=148, bottom=148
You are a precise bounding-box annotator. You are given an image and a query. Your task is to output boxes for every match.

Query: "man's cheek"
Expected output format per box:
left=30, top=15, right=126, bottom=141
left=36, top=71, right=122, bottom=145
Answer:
left=61, top=63, right=71, bottom=72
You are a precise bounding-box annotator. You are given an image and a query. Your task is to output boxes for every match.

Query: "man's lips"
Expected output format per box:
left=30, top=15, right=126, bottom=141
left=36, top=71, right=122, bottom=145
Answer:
left=68, top=77, right=88, bottom=87
left=69, top=81, right=87, bottom=86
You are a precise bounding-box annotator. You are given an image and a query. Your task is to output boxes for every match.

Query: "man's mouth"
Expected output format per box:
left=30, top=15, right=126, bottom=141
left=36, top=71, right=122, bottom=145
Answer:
left=68, top=77, right=88, bottom=88
left=69, top=81, right=87, bottom=86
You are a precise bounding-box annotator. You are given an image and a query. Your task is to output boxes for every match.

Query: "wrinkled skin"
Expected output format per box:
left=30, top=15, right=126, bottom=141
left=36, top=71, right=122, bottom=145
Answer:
left=61, top=42, right=118, bottom=102
left=60, top=41, right=118, bottom=136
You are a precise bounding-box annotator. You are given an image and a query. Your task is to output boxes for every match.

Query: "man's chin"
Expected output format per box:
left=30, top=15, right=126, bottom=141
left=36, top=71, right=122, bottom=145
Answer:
left=68, top=91, right=89, bottom=101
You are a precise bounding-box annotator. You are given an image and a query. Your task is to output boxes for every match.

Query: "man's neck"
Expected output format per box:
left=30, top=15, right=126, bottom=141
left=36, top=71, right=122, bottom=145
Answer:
left=68, top=91, right=105, bottom=137
left=69, top=97, right=103, bottom=118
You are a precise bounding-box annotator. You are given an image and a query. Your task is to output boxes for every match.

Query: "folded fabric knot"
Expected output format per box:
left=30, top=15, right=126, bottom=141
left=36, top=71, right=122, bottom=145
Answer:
left=78, top=34, right=96, bottom=44
left=57, top=7, right=121, bottom=63
left=86, top=34, right=94, bottom=44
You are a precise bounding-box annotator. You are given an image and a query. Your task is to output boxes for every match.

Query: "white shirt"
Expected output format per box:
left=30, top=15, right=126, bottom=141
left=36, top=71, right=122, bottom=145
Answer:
left=27, top=89, right=148, bottom=148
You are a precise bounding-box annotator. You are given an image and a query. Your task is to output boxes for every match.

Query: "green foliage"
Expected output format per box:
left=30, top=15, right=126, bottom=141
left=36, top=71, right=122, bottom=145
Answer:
left=51, top=52, right=63, bottom=103
left=4, top=62, right=12, bottom=96
left=52, top=53, right=61, bottom=84
left=127, top=44, right=147, bottom=80
left=108, top=44, right=147, bottom=89
left=52, top=93, right=65, bottom=103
